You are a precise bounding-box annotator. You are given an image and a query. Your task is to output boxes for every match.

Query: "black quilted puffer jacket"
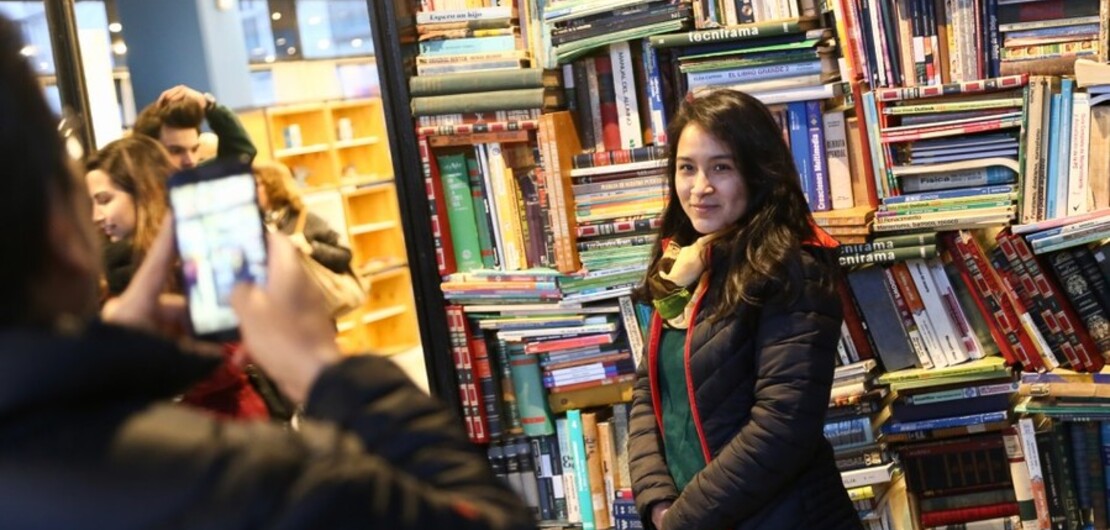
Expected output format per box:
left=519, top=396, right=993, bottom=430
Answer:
left=629, top=241, right=863, bottom=530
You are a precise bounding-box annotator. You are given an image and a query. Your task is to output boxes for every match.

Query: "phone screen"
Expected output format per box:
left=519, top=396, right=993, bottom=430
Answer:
left=170, top=168, right=267, bottom=339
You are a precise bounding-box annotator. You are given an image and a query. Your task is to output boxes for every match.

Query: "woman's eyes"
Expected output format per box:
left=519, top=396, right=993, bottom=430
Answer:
left=679, top=163, right=733, bottom=173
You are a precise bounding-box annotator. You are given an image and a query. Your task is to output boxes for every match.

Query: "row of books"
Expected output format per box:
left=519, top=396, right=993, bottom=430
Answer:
left=486, top=405, right=640, bottom=529
left=836, top=0, right=1109, bottom=88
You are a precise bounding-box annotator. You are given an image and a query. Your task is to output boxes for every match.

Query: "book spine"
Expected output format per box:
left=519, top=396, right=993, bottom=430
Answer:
left=1018, top=418, right=1053, bottom=528
left=888, top=264, right=942, bottom=369
left=409, top=68, right=546, bottom=96
left=609, top=42, right=643, bottom=150
left=566, top=411, right=597, bottom=530
left=555, top=418, right=583, bottom=523
left=419, top=35, right=518, bottom=56
left=642, top=39, right=668, bottom=146
left=585, top=57, right=606, bottom=153
left=572, top=60, right=596, bottom=152
left=787, top=102, right=816, bottom=208
left=437, top=152, right=485, bottom=271
left=446, top=305, right=488, bottom=443
left=509, top=352, right=555, bottom=437
left=467, top=154, right=499, bottom=268
left=1067, top=92, right=1091, bottom=216
left=907, top=258, right=967, bottom=366
left=806, top=100, right=830, bottom=212
left=928, top=257, right=984, bottom=360
left=649, top=19, right=801, bottom=48
left=595, top=56, right=622, bottom=152
left=420, top=135, right=457, bottom=275
left=823, top=109, right=855, bottom=210
left=412, top=88, right=550, bottom=116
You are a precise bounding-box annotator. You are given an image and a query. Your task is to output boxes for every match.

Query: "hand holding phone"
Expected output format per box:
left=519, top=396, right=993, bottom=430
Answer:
left=168, top=161, right=268, bottom=341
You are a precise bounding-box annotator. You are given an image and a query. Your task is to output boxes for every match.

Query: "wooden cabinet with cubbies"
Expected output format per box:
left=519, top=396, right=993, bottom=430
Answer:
left=239, top=98, right=419, bottom=356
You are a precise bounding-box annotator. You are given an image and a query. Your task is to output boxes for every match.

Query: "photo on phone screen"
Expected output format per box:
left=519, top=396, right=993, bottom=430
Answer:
left=169, top=163, right=267, bottom=340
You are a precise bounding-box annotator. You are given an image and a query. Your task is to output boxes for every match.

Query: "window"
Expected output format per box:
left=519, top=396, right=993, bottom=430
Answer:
left=238, top=0, right=373, bottom=64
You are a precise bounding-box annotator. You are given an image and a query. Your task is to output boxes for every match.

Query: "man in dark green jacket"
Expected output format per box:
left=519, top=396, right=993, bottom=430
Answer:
left=133, top=84, right=257, bottom=169
left=0, top=15, right=533, bottom=530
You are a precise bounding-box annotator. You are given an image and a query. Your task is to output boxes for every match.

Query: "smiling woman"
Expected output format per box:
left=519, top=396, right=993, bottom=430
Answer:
left=84, top=134, right=174, bottom=296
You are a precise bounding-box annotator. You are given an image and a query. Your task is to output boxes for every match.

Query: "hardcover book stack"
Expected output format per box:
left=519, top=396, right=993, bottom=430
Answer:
left=544, top=0, right=692, bottom=63
left=998, top=0, right=1105, bottom=76
left=688, top=0, right=817, bottom=28
left=826, top=359, right=900, bottom=530
left=875, top=358, right=1026, bottom=530
left=569, top=145, right=668, bottom=303
left=1012, top=372, right=1110, bottom=530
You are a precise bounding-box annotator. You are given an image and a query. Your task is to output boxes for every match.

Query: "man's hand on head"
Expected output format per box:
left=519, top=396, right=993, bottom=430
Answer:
left=158, top=85, right=207, bottom=112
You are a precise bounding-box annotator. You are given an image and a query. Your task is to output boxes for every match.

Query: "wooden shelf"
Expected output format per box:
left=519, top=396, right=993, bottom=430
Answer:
left=334, top=136, right=380, bottom=149
left=240, top=97, right=419, bottom=360
left=362, top=305, right=408, bottom=324
left=274, top=143, right=330, bottom=157
left=350, top=220, right=398, bottom=235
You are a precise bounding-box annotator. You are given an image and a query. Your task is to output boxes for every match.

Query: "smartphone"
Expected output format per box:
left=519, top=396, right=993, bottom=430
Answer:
left=168, top=160, right=268, bottom=342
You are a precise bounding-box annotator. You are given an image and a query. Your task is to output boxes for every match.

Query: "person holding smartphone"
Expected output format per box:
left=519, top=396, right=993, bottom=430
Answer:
left=0, top=15, right=532, bottom=529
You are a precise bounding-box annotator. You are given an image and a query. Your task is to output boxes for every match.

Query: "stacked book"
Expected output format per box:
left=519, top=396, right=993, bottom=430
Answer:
left=1012, top=372, right=1110, bottom=529
left=544, top=0, right=692, bottom=63
left=875, top=358, right=1026, bottom=529
left=865, top=75, right=1026, bottom=232
left=570, top=145, right=667, bottom=294
left=688, top=0, right=818, bottom=28
left=827, top=359, right=899, bottom=530
left=998, top=0, right=1103, bottom=76
left=653, top=18, right=842, bottom=106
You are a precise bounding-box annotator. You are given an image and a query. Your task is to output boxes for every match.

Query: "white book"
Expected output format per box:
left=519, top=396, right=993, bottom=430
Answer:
left=823, top=109, right=855, bottom=209
left=1017, top=417, right=1050, bottom=528
left=927, top=257, right=984, bottom=360
left=608, top=42, right=643, bottom=150
left=840, top=462, right=895, bottom=489
left=555, top=418, right=582, bottom=523
left=1067, top=92, right=1092, bottom=216
left=476, top=144, right=507, bottom=270
left=906, top=258, right=968, bottom=366
left=885, top=268, right=941, bottom=369
left=415, top=6, right=514, bottom=25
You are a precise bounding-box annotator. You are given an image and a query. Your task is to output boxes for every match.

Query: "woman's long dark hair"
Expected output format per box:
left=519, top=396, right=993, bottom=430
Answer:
left=636, top=90, right=835, bottom=321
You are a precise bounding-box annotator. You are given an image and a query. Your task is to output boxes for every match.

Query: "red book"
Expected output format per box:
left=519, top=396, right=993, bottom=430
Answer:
left=445, top=305, right=488, bottom=443
left=945, top=232, right=1043, bottom=371
left=1005, top=232, right=1106, bottom=372
left=836, top=274, right=876, bottom=361
left=419, top=135, right=457, bottom=276
left=594, top=55, right=622, bottom=152
left=919, top=502, right=1020, bottom=527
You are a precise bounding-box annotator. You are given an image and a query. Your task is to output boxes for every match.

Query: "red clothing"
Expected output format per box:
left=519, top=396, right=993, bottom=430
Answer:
left=181, top=342, right=269, bottom=420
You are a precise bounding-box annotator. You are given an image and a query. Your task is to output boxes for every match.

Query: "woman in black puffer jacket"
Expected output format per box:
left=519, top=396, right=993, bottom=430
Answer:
left=629, top=90, right=862, bottom=530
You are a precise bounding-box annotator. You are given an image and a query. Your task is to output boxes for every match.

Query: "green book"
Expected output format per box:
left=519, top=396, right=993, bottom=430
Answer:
left=649, top=17, right=818, bottom=49
left=466, top=154, right=498, bottom=268
left=436, top=152, right=484, bottom=272
left=409, top=68, right=557, bottom=97
left=508, top=353, right=554, bottom=437
left=566, top=409, right=596, bottom=530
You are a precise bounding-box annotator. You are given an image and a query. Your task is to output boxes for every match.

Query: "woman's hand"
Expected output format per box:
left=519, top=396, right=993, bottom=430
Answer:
left=230, top=230, right=340, bottom=404
left=651, top=501, right=672, bottom=530
left=101, top=214, right=188, bottom=336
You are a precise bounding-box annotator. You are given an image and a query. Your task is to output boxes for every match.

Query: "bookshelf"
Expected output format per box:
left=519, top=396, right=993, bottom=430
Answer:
left=239, top=97, right=420, bottom=356
left=366, top=0, right=1110, bottom=529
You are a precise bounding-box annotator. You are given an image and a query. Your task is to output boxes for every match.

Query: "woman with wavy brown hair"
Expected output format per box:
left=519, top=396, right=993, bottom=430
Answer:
left=85, top=135, right=175, bottom=296
left=629, top=89, right=861, bottom=530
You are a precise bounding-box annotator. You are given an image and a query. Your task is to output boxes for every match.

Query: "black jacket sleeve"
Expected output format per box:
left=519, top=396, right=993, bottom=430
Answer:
left=126, top=356, right=536, bottom=530
left=206, top=103, right=257, bottom=163
left=303, top=212, right=354, bottom=274
left=628, top=344, right=679, bottom=529
left=661, top=251, right=843, bottom=530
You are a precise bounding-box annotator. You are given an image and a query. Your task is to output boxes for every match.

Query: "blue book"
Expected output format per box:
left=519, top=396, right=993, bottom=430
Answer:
left=641, top=38, right=667, bottom=146
left=1046, top=93, right=1062, bottom=219
left=787, top=101, right=815, bottom=209
left=880, top=410, right=1010, bottom=434
left=1056, top=79, right=1074, bottom=218
left=566, top=410, right=596, bottom=530
left=1101, top=422, right=1110, bottom=518
left=881, top=185, right=1017, bottom=205
left=806, top=100, right=830, bottom=211
left=419, top=35, right=517, bottom=56
left=985, top=0, right=1001, bottom=78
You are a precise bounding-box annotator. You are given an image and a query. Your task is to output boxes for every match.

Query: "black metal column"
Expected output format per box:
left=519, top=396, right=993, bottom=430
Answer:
left=365, top=0, right=457, bottom=411
left=43, top=0, right=95, bottom=156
